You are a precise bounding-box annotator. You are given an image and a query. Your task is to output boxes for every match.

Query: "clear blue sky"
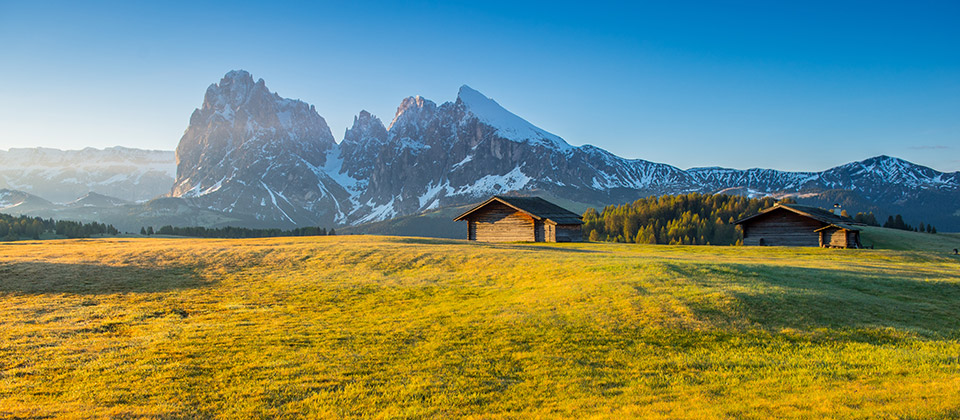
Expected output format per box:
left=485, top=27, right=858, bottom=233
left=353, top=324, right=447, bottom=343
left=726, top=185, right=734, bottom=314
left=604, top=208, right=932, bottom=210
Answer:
left=1, top=1, right=958, bottom=172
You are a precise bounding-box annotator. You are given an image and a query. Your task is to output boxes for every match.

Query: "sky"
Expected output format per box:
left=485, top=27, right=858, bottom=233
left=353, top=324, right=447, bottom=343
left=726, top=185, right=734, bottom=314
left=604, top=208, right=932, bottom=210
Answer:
left=1, top=0, right=958, bottom=172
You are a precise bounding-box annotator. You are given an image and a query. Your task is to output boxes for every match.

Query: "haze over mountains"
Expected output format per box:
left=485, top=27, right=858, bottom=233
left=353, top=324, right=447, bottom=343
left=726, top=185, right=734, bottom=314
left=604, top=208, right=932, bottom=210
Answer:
left=0, top=147, right=174, bottom=203
left=2, top=70, right=959, bottom=232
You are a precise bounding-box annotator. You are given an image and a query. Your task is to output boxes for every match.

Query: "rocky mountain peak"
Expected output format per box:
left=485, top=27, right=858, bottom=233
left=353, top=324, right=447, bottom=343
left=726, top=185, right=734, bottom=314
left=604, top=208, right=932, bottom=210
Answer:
left=201, top=70, right=266, bottom=112
left=455, top=85, right=573, bottom=152
left=171, top=70, right=346, bottom=226
left=388, top=96, right=437, bottom=131
left=343, top=110, right=387, bottom=144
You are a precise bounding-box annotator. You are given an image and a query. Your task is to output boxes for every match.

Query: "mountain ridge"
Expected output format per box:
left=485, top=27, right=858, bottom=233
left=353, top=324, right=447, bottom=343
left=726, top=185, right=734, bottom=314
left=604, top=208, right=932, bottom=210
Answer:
left=3, top=70, right=958, bottom=232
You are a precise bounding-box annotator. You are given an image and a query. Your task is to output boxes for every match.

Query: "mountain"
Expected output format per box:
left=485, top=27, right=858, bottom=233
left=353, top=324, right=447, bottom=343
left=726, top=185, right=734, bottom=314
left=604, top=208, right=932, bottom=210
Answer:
left=0, top=187, right=257, bottom=233
left=0, top=189, right=56, bottom=215
left=165, top=70, right=960, bottom=231
left=67, top=192, right=131, bottom=208
left=171, top=70, right=349, bottom=227
left=0, top=147, right=175, bottom=203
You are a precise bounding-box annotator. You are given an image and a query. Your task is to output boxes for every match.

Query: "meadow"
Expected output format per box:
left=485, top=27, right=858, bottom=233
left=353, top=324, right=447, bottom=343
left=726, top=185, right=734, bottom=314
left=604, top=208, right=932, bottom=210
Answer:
left=2, top=229, right=960, bottom=418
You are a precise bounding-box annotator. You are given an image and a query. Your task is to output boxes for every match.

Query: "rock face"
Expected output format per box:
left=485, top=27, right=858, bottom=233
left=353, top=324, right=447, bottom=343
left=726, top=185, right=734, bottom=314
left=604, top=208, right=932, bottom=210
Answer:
left=0, top=147, right=174, bottom=203
left=169, top=70, right=960, bottom=230
left=171, top=70, right=349, bottom=226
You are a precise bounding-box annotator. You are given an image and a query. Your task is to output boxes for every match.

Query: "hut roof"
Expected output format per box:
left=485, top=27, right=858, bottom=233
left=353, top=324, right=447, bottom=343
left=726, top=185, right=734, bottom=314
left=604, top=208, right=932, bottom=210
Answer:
left=735, top=203, right=860, bottom=227
left=454, top=196, right=584, bottom=225
left=814, top=223, right=861, bottom=232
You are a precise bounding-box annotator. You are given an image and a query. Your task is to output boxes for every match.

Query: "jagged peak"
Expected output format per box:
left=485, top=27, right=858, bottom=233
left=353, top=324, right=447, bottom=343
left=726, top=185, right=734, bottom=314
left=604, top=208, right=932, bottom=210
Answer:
left=201, top=70, right=271, bottom=110
left=388, top=95, right=437, bottom=130
left=354, top=110, right=381, bottom=125
left=221, top=69, right=254, bottom=83
left=344, top=110, right=387, bottom=143
left=455, top=85, right=573, bottom=151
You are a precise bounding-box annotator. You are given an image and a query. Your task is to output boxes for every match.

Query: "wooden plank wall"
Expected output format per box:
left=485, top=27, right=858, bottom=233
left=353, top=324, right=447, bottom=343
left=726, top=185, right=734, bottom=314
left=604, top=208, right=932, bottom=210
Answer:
left=847, top=231, right=861, bottom=248
left=556, top=225, right=583, bottom=242
left=824, top=228, right=848, bottom=247
left=534, top=220, right=545, bottom=242
left=742, top=211, right=823, bottom=247
left=545, top=223, right=556, bottom=242
left=470, top=202, right=536, bottom=242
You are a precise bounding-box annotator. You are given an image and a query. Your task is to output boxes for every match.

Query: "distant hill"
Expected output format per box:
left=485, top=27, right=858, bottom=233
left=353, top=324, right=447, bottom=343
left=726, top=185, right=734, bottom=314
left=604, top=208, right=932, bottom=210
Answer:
left=0, top=146, right=175, bottom=203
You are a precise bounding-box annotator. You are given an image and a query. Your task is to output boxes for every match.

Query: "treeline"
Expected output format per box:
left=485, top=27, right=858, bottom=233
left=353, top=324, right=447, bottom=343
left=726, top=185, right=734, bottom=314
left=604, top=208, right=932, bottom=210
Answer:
left=882, top=215, right=937, bottom=234
left=852, top=212, right=879, bottom=226
left=0, top=213, right=118, bottom=240
left=152, top=225, right=334, bottom=238
left=581, top=193, right=791, bottom=245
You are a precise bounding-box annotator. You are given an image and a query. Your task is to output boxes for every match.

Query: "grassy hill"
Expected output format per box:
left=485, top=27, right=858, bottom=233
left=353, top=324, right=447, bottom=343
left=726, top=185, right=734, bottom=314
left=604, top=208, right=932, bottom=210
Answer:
left=2, top=235, right=960, bottom=418
left=859, top=225, right=960, bottom=253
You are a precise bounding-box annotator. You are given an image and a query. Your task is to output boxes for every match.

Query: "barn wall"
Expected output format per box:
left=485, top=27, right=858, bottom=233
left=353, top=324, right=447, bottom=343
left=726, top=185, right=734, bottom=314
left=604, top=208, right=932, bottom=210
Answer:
left=545, top=223, right=556, bottom=242
left=556, top=224, right=583, bottom=242
left=847, top=231, right=861, bottom=248
left=534, top=220, right=545, bottom=242
left=742, top=210, right=823, bottom=247
left=823, top=228, right=848, bottom=247
left=471, top=202, right=535, bottom=242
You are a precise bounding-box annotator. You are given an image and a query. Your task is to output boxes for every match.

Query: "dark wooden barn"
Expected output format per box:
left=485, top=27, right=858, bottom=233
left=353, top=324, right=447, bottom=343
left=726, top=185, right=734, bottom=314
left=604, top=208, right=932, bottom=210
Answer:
left=454, top=196, right=583, bottom=242
left=735, top=204, right=862, bottom=248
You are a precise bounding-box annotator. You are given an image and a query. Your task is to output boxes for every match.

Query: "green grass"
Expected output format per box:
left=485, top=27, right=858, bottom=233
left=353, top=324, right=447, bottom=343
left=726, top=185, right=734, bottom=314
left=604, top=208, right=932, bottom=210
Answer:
left=1, top=233, right=960, bottom=418
left=860, top=225, right=960, bottom=253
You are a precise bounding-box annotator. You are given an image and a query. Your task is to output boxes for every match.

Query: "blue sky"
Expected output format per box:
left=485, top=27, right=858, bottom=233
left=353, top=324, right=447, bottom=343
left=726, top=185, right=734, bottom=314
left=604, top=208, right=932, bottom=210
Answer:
left=1, top=1, right=958, bottom=172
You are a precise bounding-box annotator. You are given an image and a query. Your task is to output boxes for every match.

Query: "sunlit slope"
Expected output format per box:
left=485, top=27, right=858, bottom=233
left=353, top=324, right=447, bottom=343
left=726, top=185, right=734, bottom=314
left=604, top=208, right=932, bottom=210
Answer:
left=2, top=237, right=960, bottom=419
left=859, top=225, right=960, bottom=253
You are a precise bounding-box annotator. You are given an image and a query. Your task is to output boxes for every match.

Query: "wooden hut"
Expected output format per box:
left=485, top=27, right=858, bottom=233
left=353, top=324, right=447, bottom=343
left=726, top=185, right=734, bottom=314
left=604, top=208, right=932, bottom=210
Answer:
left=453, top=196, right=583, bottom=242
left=735, top=203, right=862, bottom=248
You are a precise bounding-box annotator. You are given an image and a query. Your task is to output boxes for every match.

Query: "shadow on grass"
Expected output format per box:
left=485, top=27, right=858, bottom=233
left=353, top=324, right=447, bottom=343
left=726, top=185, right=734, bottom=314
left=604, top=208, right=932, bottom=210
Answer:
left=391, top=237, right=606, bottom=254
left=663, top=262, right=960, bottom=338
left=489, top=245, right=605, bottom=254
left=0, top=261, right=206, bottom=295
left=391, top=237, right=466, bottom=246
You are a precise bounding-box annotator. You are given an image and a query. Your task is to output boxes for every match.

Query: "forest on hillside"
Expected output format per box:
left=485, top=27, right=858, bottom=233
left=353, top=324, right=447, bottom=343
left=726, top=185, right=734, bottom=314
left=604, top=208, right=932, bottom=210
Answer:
left=154, top=225, right=333, bottom=238
left=581, top=193, right=788, bottom=245
left=580, top=193, right=934, bottom=245
left=0, top=213, right=118, bottom=240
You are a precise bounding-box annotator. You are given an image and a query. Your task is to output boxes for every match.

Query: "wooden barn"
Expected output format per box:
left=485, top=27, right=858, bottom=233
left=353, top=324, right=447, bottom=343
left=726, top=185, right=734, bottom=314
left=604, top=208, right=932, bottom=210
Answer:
left=735, top=204, right=863, bottom=248
left=454, top=196, right=584, bottom=242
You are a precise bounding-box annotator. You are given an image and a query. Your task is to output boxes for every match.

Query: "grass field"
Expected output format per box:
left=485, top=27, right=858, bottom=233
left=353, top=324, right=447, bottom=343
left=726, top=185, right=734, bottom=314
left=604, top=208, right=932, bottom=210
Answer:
left=2, top=232, right=960, bottom=418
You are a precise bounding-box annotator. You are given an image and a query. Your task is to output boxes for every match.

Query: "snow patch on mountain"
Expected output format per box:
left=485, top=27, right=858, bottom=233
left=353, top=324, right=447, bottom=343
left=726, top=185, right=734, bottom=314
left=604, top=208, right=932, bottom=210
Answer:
left=355, top=197, right=398, bottom=224
left=453, top=166, right=533, bottom=197
left=457, top=85, right=574, bottom=152
left=419, top=180, right=453, bottom=210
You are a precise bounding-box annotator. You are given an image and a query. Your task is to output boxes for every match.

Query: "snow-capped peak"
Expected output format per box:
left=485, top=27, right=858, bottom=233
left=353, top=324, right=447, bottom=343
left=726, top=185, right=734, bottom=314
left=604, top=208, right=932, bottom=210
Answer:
left=388, top=96, right=437, bottom=131
left=456, top=85, right=573, bottom=151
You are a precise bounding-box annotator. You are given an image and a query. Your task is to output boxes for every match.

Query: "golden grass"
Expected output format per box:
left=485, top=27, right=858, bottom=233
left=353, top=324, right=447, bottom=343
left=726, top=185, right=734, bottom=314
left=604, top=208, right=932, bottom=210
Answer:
left=2, top=235, right=960, bottom=419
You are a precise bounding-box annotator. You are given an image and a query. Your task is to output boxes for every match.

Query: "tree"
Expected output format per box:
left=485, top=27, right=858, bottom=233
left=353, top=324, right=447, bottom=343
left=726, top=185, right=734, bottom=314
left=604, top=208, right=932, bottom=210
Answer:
left=146, top=226, right=154, bottom=235
left=589, top=230, right=601, bottom=242
left=140, top=227, right=147, bottom=235
left=580, top=193, right=780, bottom=246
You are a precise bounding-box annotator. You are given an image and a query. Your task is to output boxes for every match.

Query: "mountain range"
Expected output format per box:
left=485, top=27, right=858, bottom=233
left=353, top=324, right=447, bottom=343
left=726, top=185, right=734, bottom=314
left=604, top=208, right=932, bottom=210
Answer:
left=2, top=70, right=958, bottom=232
